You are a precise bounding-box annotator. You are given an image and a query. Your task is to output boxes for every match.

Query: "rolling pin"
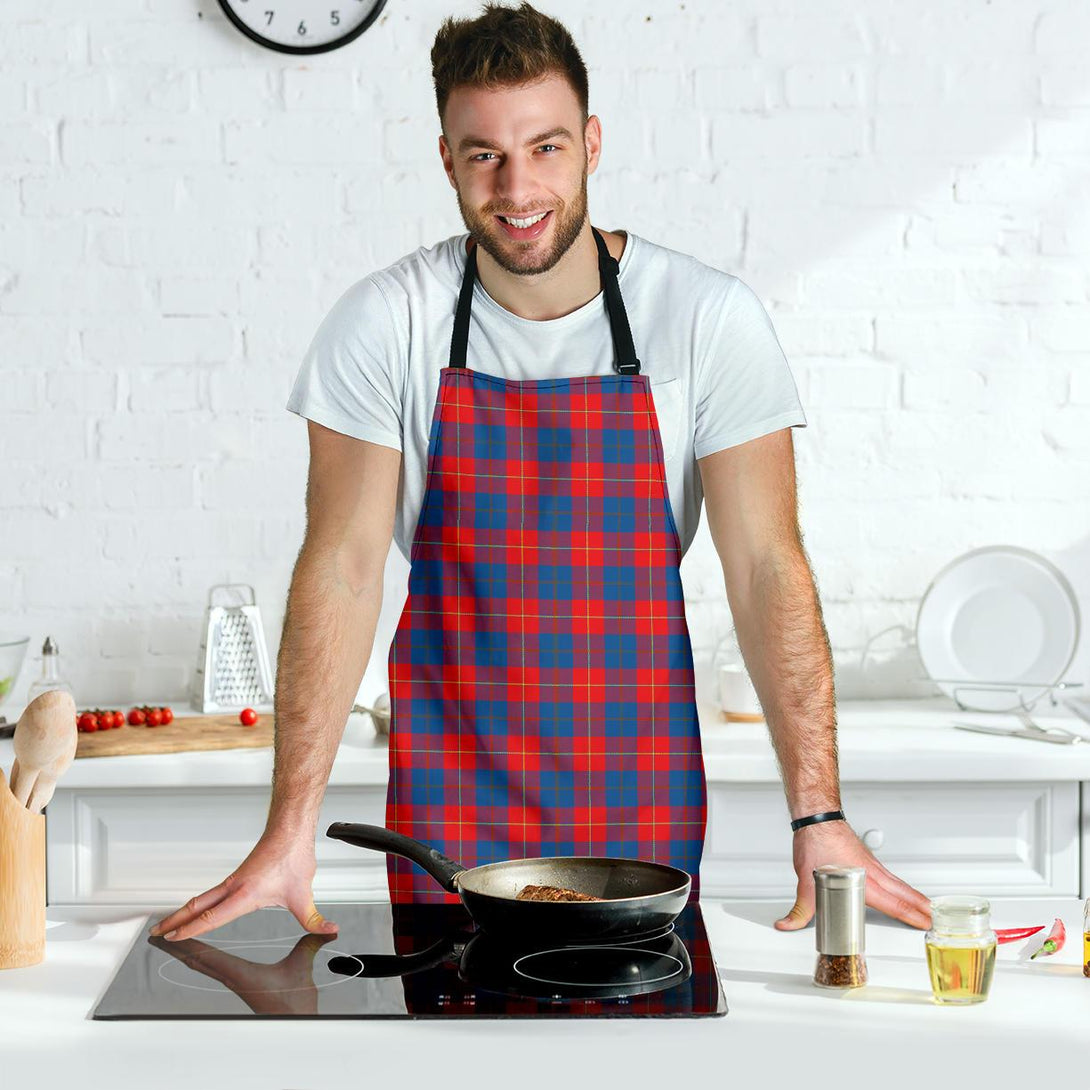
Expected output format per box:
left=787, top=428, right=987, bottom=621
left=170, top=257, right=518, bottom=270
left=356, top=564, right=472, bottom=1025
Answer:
left=10, top=690, right=78, bottom=814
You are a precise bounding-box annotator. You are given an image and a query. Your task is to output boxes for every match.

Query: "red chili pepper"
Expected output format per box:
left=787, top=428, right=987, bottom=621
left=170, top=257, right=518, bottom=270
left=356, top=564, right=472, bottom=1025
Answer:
left=1029, top=918, right=1065, bottom=959
left=995, top=925, right=1045, bottom=945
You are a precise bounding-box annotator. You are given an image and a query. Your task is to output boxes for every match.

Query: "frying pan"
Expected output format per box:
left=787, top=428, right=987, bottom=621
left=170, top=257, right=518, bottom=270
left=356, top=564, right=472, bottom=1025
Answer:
left=325, top=823, right=691, bottom=944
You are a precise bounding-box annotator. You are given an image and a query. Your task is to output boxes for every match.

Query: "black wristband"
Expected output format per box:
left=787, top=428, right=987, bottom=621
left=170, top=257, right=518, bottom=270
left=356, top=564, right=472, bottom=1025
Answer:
left=790, top=810, right=845, bottom=832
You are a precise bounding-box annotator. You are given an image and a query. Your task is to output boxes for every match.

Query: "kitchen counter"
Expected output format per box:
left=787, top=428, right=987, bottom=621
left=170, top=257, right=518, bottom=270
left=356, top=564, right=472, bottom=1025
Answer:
left=3, top=696, right=1090, bottom=788
left=3, top=896, right=1086, bottom=1087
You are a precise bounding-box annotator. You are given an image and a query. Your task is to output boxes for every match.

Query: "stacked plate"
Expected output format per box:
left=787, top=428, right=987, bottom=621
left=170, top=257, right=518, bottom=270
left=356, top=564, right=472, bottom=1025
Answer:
left=915, top=546, right=1080, bottom=712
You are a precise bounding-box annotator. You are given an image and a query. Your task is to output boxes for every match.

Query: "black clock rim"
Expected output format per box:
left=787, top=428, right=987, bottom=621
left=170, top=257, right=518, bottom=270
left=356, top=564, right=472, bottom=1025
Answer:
left=216, top=0, right=388, bottom=56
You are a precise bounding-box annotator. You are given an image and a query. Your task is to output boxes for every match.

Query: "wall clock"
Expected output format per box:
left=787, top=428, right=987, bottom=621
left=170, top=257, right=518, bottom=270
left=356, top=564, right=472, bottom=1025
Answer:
left=217, top=0, right=388, bottom=55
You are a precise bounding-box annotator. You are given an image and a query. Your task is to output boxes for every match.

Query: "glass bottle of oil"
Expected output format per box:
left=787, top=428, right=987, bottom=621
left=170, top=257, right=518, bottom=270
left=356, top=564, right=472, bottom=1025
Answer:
left=925, top=896, right=997, bottom=1005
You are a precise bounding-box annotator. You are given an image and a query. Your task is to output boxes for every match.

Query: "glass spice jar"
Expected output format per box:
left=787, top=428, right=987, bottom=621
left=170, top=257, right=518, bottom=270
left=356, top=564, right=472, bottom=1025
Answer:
left=813, top=865, right=867, bottom=989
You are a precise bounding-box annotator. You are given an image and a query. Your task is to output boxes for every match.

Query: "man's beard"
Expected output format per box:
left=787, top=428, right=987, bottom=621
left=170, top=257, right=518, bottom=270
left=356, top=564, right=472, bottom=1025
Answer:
left=456, top=165, right=589, bottom=277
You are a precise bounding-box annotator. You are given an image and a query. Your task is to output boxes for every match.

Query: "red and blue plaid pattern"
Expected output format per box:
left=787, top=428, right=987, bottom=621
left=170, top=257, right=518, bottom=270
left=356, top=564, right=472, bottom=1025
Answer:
left=386, top=366, right=708, bottom=903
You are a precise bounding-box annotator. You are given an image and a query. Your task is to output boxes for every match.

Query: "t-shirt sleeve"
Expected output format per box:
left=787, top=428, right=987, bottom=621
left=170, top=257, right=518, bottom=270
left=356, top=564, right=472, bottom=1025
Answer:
left=285, top=275, right=404, bottom=451
left=692, top=276, right=807, bottom=460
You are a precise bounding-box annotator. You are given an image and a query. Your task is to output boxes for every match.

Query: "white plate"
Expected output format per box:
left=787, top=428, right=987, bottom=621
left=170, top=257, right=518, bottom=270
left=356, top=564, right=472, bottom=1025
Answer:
left=915, top=546, right=1080, bottom=711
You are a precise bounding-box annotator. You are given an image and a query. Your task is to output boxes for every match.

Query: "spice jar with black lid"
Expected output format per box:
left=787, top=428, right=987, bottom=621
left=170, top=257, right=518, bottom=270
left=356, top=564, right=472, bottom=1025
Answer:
left=813, top=865, right=867, bottom=989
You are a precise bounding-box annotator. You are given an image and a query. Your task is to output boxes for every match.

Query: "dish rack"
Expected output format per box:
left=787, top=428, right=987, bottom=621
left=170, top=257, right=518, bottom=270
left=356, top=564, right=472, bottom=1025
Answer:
left=860, top=623, right=1084, bottom=713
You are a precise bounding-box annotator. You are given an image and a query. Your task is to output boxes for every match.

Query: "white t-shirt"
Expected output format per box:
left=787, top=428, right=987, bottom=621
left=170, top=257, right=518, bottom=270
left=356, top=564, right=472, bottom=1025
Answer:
left=286, top=230, right=807, bottom=561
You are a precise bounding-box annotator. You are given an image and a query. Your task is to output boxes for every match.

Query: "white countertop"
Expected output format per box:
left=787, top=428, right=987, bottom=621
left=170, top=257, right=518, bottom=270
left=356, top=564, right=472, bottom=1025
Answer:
left=4, top=697, right=1090, bottom=789
left=3, top=896, right=1087, bottom=1088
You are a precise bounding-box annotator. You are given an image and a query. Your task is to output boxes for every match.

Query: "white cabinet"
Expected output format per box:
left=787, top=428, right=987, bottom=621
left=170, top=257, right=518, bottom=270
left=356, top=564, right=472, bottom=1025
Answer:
left=45, top=779, right=1082, bottom=905
left=45, top=786, right=391, bottom=905
left=701, top=781, right=1081, bottom=899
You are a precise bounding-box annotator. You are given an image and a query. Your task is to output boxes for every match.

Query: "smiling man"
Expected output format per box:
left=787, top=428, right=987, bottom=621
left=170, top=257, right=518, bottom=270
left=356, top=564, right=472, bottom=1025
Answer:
left=150, top=2, right=931, bottom=944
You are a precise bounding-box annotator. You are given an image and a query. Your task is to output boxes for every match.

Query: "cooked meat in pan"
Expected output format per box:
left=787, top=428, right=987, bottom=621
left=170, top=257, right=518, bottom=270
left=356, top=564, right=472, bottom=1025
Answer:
left=515, top=884, right=604, bottom=902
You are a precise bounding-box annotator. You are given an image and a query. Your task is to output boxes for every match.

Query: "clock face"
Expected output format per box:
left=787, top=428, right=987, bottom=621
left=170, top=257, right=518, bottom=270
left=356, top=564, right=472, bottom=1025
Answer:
left=218, top=0, right=388, bottom=55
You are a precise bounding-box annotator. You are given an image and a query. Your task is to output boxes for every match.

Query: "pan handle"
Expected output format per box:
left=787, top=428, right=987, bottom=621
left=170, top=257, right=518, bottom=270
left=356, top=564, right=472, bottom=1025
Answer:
left=327, top=936, right=466, bottom=980
left=325, top=822, right=465, bottom=892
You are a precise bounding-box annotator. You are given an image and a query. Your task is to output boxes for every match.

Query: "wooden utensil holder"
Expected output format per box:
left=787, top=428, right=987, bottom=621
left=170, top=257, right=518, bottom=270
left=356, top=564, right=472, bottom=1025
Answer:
left=0, top=768, right=45, bottom=969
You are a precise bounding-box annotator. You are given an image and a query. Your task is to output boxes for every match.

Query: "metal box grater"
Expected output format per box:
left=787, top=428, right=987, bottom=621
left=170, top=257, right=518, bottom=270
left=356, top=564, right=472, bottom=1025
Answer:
left=192, top=584, right=275, bottom=712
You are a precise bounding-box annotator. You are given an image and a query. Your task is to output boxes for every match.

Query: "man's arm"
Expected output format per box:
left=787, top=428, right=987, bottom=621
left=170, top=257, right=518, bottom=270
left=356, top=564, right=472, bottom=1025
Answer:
left=699, top=428, right=931, bottom=930
left=150, top=421, right=400, bottom=942
left=266, top=420, right=401, bottom=841
left=700, top=428, right=839, bottom=821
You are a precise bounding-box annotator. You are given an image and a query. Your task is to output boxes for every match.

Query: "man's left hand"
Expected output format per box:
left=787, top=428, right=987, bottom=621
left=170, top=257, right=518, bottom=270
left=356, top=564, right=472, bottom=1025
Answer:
left=775, top=820, right=933, bottom=931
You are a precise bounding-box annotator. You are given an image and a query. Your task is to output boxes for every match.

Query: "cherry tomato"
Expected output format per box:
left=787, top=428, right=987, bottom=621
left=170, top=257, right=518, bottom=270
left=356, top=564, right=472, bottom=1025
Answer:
left=160, top=706, right=173, bottom=725
left=146, top=708, right=163, bottom=727
left=239, top=707, right=258, bottom=727
left=112, top=709, right=125, bottom=728
left=78, top=712, right=97, bottom=732
left=128, top=707, right=146, bottom=726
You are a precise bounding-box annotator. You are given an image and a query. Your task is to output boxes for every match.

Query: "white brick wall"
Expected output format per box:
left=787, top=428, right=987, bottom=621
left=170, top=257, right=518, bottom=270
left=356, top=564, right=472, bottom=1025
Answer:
left=2, top=0, right=1088, bottom=711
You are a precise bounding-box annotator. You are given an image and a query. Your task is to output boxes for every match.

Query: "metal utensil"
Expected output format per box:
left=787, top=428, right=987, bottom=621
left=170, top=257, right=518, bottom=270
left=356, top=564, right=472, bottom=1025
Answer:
left=952, top=722, right=1082, bottom=745
left=192, top=584, right=274, bottom=712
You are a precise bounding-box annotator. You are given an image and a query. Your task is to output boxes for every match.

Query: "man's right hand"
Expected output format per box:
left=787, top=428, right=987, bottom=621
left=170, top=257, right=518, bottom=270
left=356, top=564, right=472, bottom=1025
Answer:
left=148, top=833, right=338, bottom=942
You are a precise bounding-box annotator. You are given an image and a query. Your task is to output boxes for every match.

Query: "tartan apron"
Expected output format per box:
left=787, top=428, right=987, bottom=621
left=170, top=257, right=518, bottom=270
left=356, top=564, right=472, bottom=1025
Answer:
left=385, top=227, right=707, bottom=904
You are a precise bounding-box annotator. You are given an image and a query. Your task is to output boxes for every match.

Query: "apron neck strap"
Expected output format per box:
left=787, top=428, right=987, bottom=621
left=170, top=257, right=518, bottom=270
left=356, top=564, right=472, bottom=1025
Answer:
left=448, top=227, right=641, bottom=375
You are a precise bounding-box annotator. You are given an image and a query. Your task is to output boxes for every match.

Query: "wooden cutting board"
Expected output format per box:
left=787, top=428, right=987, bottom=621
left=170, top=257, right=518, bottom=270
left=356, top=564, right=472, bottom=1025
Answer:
left=74, top=715, right=273, bottom=759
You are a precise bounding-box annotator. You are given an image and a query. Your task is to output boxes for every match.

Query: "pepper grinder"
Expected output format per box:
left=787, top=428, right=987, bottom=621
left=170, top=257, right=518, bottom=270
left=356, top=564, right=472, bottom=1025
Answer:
left=813, top=864, right=868, bottom=988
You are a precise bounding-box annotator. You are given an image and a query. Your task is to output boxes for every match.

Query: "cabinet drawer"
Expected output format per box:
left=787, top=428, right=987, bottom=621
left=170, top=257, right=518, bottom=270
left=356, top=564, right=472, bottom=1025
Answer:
left=46, top=786, right=390, bottom=905
left=46, top=779, right=1082, bottom=904
left=701, top=781, right=1080, bottom=898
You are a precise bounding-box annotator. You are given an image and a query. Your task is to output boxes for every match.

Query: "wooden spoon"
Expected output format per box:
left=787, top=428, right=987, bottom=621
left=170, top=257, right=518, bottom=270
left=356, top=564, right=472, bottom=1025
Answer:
left=10, top=690, right=78, bottom=814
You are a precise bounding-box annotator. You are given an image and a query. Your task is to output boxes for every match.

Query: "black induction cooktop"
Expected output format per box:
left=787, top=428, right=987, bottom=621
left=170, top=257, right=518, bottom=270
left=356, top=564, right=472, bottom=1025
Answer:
left=93, top=901, right=726, bottom=1019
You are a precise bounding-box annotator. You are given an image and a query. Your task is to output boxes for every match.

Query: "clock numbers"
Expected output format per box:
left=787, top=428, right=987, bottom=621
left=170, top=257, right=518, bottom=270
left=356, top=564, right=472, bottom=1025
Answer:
left=218, top=1, right=386, bottom=54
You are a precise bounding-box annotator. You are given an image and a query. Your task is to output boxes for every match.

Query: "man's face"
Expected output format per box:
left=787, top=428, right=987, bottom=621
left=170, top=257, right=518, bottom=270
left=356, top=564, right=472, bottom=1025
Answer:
left=439, top=74, right=600, bottom=276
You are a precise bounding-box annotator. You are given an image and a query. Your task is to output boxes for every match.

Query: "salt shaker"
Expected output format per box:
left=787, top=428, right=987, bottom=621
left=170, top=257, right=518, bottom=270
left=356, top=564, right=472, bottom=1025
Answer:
left=813, top=864, right=868, bottom=988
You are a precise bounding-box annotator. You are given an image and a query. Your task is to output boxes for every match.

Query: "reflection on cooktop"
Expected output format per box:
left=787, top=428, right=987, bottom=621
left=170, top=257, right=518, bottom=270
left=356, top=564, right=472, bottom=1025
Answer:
left=94, top=902, right=726, bottom=1019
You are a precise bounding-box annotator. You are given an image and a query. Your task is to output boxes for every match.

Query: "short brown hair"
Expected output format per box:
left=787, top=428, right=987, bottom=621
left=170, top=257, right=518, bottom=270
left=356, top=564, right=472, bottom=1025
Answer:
left=431, top=3, right=589, bottom=130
